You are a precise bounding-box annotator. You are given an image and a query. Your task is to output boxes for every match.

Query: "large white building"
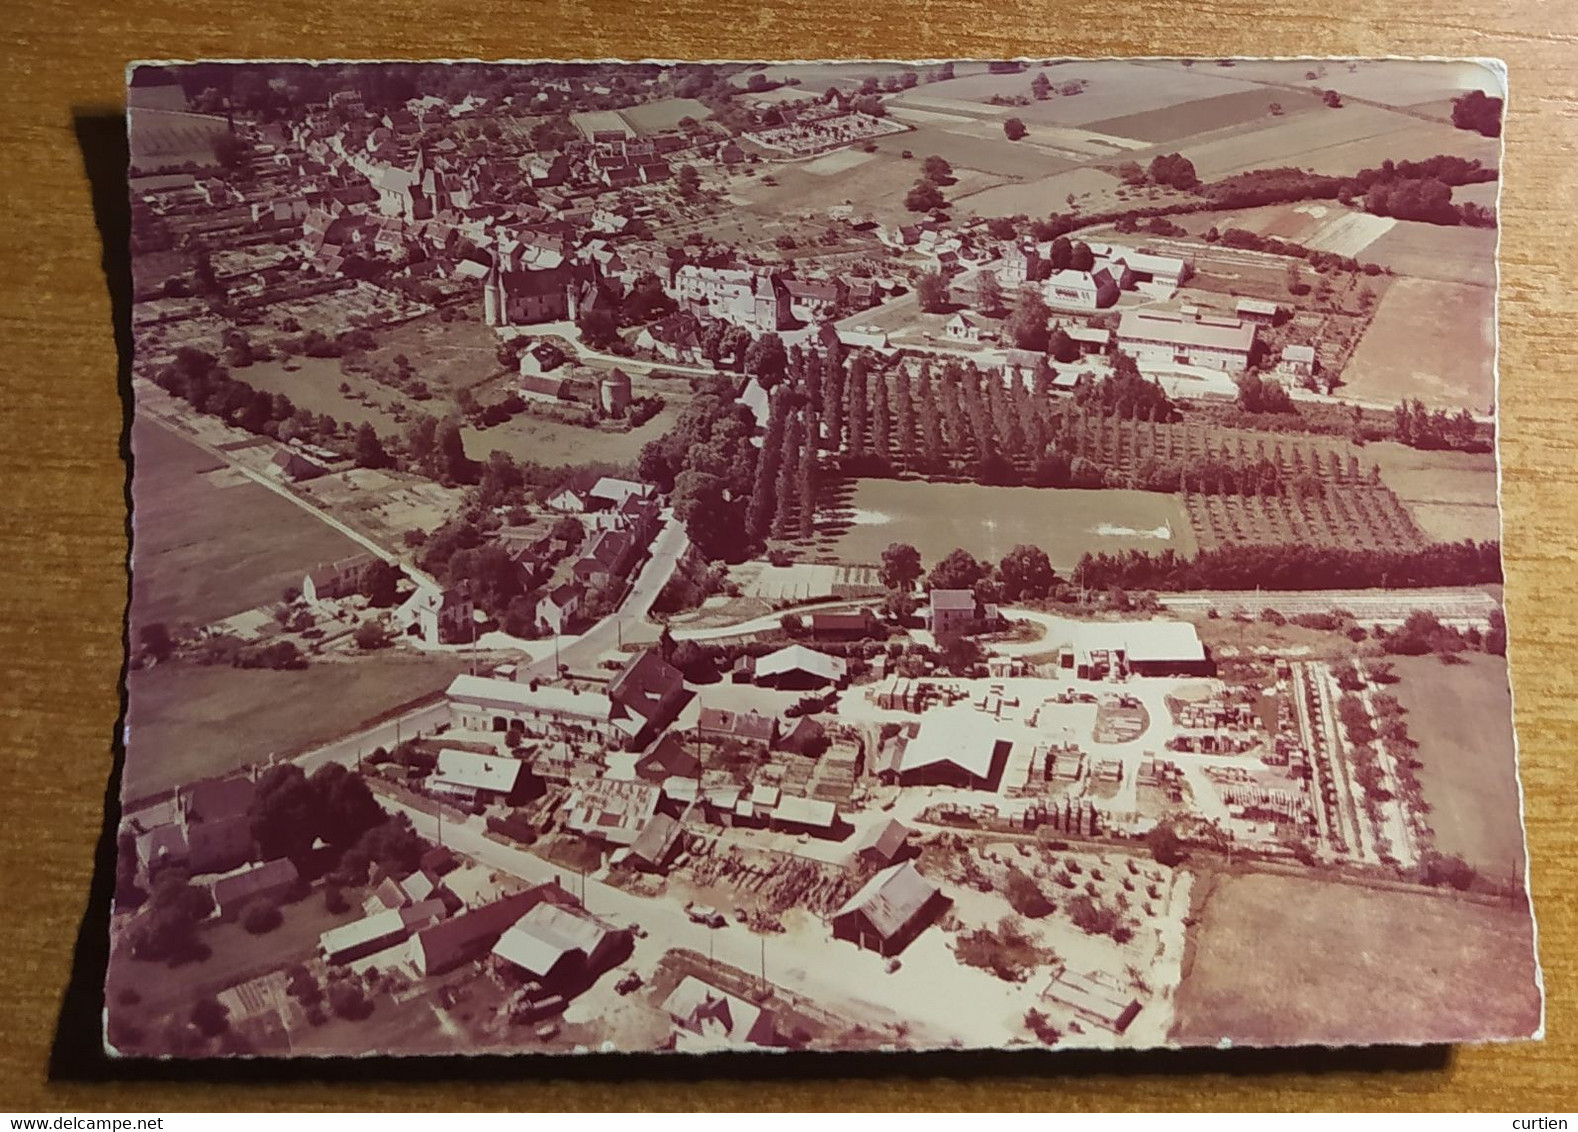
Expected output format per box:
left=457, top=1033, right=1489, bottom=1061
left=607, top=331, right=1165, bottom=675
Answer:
left=1115, top=309, right=1258, bottom=373
left=445, top=673, right=620, bottom=742
left=667, top=265, right=791, bottom=332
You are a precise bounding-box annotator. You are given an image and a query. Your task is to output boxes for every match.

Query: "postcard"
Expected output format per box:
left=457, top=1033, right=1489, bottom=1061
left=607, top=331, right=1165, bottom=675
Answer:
left=109, top=58, right=1538, bottom=1058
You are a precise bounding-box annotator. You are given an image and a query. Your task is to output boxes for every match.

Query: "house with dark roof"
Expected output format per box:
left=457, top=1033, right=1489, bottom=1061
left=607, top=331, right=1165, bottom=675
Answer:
left=853, top=818, right=914, bottom=867
left=408, top=882, right=571, bottom=977
left=491, top=901, right=631, bottom=994
left=634, top=732, right=701, bottom=783
left=829, top=860, right=948, bottom=956
left=302, top=553, right=376, bottom=605
left=608, top=649, right=688, bottom=750
left=536, top=582, right=584, bottom=635
left=697, top=705, right=778, bottom=746
left=209, top=858, right=299, bottom=919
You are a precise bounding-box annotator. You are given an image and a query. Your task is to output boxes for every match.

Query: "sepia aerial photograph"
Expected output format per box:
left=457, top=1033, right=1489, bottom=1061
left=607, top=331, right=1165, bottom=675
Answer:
left=110, top=57, right=1539, bottom=1059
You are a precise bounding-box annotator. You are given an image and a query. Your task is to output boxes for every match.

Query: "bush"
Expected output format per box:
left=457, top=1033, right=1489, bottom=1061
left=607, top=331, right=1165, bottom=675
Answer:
left=242, top=901, right=284, bottom=934
left=324, top=885, right=349, bottom=914
left=328, top=981, right=373, bottom=1021
left=1004, top=869, right=1055, bottom=918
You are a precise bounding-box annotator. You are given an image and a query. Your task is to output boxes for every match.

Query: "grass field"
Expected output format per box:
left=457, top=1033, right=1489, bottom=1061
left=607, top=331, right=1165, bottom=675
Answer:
left=1386, top=653, right=1526, bottom=879
left=892, top=62, right=1261, bottom=129
left=1341, top=277, right=1497, bottom=413
left=825, top=479, right=1196, bottom=570
left=1176, top=103, right=1498, bottom=181
left=1081, top=87, right=1324, bottom=144
left=618, top=97, right=711, bottom=135
left=1362, top=220, right=1499, bottom=288
left=1171, top=869, right=1540, bottom=1046
left=358, top=312, right=508, bottom=395
left=463, top=400, right=678, bottom=468
left=867, top=122, right=1072, bottom=179
left=128, top=106, right=230, bottom=170
left=235, top=356, right=408, bottom=433
left=1368, top=440, right=1501, bottom=543
left=1196, top=58, right=1503, bottom=110
left=131, top=417, right=363, bottom=628
left=123, top=654, right=473, bottom=799
left=954, top=166, right=1119, bottom=216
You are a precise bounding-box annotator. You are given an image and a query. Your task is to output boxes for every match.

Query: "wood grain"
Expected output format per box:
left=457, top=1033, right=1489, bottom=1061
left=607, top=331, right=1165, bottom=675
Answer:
left=2, top=0, right=1574, bottom=1111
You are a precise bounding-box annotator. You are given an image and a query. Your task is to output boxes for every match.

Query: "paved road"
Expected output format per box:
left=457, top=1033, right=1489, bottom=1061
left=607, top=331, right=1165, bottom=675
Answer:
left=518, top=515, right=691, bottom=680
left=669, top=598, right=875, bottom=643
left=382, top=797, right=994, bottom=1046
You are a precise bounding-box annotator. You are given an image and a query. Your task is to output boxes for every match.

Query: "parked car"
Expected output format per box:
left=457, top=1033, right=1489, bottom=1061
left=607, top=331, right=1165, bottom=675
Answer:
left=687, top=903, right=727, bottom=928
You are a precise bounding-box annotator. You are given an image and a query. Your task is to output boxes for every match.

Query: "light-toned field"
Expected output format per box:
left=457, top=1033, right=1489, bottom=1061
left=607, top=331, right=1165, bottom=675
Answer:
left=867, top=122, right=1071, bottom=178
left=235, top=355, right=408, bottom=434
left=618, top=97, right=712, bottom=135
left=1196, top=58, right=1504, bottom=110
left=463, top=402, right=677, bottom=468
left=1082, top=87, right=1325, bottom=144
left=1363, top=220, right=1500, bottom=288
left=123, top=654, right=473, bottom=800
left=1172, top=869, right=1541, bottom=1046
left=826, top=478, right=1196, bottom=569
left=732, top=154, right=998, bottom=227
left=1388, top=653, right=1526, bottom=879
left=358, top=311, right=508, bottom=394
left=954, top=166, right=1119, bottom=216
left=1176, top=202, right=1398, bottom=258
left=891, top=62, right=1262, bottom=128
left=1368, top=440, right=1501, bottom=543
left=1342, top=277, right=1497, bottom=413
left=1178, top=103, right=1499, bottom=180
left=732, top=62, right=934, bottom=92
left=130, top=416, right=363, bottom=628
left=128, top=106, right=230, bottom=169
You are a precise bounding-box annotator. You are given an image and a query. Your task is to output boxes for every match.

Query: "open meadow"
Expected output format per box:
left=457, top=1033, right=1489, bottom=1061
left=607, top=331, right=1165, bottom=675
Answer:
left=825, top=478, right=1196, bottom=570
left=130, top=416, right=363, bottom=628
left=1368, top=440, right=1501, bottom=543
left=123, top=653, right=473, bottom=800
left=1171, top=869, right=1541, bottom=1046
left=1362, top=221, right=1500, bottom=288
left=1081, top=87, right=1326, bottom=144
left=1341, top=277, right=1497, bottom=413
left=1387, top=653, right=1526, bottom=879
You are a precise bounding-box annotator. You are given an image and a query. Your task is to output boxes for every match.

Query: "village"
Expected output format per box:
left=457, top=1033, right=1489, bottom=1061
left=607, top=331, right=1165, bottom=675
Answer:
left=110, top=59, right=1539, bottom=1059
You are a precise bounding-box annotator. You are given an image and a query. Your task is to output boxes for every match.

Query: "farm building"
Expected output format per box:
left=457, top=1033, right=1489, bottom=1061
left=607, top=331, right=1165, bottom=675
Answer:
left=1043, top=267, right=1119, bottom=311
left=490, top=901, right=630, bottom=993
left=319, top=900, right=446, bottom=966
left=808, top=608, right=879, bottom=640
left=302, top=553, right=376, bottom=605
left=830, top=860, right=948, bottom=957
left=662, top=976, right=778, bottom=1051
left=1236, top=297, right=1283, bottom=325
left=880, top=714, right=1013, bottom=790
left=1116, top=309, right=1258, bottom=374
left=394, top=585, right=474, bottom=646
left=559, top=778, right=662, bottom=847
left=133, top=775, right=258, bottom=880
left=634, top=732, right=701, bottom=783
left=269, top=447, right=330, bottom=483
left=1042, top=966, right=1144, bottom=1033
left=408, top=883, right=570, bottom=977
left=926, top=589, right=1000, bottom=645
left=625, top=811, right=686, bottom=872
left=608, top=649, right=689, bottom=749
left=536, top=582, right=584, bottom=635
left=1279, top=343, right=1316, bottom=380
left=427, top=748, right=527, bottom=806
left=444, top=673, right=620, bottom=743
left=588, top=476, right=656, bottom=510
left=944, top=310, right=993, bottom=344
left=854, top=817, right=913, bottom=866
left=753, top=644, right=848, bottom=689
left=1058, top=620, right=1210, bottom=679
left=208, top=858, right=299, bottom=919
left=518, top=372, right=572, bottom=402
left=697, top=705, right=779, bottom=745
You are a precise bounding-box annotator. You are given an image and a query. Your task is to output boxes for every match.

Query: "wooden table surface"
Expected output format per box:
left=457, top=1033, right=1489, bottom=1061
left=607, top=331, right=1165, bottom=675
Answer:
left=2, top=0, right=1574, bottom=1112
